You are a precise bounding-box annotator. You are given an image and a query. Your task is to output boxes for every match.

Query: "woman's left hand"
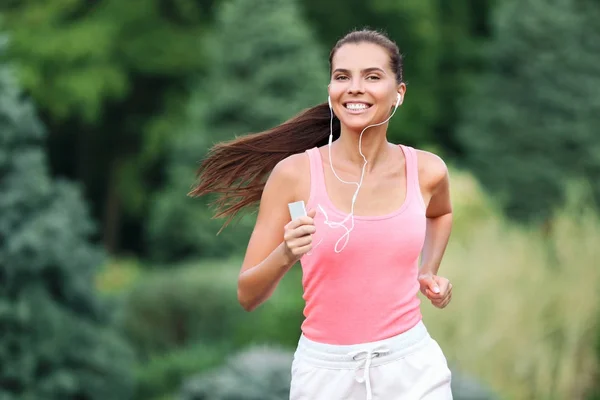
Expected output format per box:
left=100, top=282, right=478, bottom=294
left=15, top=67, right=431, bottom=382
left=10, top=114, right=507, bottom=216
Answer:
left=418, top=273, right=452, bottom=309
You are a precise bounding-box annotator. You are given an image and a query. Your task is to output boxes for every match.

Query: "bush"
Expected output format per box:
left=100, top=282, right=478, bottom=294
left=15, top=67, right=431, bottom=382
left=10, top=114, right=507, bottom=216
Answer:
left=231, top=266, right=305, bottom=350
left=134, top=341, right=227, bottom=400
left=119, top=253, right=308, bottom=357
left=179, top=345, right=293, bottom=400
left=119, top=259, right=242, bottom=357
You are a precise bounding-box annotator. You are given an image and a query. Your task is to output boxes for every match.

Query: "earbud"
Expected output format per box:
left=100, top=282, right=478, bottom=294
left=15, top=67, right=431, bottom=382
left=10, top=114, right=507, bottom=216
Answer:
left=328, top=96, right=332, bottom=109
left=391, top=93, right=402, bottom=113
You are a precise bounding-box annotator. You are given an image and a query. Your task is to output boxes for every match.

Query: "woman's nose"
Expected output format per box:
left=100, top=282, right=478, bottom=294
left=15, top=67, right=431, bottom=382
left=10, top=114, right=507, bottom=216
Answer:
left=347, top=77, right=365, bottom=94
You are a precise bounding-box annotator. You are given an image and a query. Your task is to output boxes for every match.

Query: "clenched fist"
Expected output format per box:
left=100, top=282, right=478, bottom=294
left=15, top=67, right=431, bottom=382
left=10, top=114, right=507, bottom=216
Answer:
left=418, top=273, right=452, bottom=309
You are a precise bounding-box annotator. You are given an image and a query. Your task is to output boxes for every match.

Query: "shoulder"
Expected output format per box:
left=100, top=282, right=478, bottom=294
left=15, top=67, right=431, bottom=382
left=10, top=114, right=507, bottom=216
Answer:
left=270, top=151, right=309, bottom=182
left=414, top=148, right=449, bottom=191
left=264, top=151, right=311, bottom=199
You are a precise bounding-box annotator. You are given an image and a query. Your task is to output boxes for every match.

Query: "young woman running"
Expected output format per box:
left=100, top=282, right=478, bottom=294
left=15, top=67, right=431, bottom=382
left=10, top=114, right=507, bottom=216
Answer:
left=190, top=29, right=454, bottom=400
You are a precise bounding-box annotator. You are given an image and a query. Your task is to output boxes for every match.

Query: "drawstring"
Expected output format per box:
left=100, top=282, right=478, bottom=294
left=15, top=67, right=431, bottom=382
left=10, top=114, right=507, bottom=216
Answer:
left=348, top=347, right=390, bottom=400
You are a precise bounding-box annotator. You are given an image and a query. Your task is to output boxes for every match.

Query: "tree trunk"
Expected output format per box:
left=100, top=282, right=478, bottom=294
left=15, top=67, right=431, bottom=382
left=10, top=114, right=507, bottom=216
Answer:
left=103, top=159, right=121, bottom=255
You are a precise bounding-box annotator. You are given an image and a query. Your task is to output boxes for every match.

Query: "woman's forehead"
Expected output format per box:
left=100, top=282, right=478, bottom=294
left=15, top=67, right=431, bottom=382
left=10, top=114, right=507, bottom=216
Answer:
left=331, top=43, right=391, bottom=72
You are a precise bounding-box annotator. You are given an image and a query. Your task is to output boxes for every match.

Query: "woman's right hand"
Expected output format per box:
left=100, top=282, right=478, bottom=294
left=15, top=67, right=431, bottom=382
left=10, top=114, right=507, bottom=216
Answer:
left=283, top=208, right=317, bottom=262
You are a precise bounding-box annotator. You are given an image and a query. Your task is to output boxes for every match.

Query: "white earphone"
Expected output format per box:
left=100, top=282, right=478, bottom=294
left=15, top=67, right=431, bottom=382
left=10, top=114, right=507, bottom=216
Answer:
left=318, top=91, right=402, bottom=253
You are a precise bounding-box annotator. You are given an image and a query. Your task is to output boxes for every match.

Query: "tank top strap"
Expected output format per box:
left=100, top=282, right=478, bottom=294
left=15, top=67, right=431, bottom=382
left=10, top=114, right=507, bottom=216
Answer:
left=305, top=147, right=327, bottom=207
left=400, top=145, right=426, bottom=210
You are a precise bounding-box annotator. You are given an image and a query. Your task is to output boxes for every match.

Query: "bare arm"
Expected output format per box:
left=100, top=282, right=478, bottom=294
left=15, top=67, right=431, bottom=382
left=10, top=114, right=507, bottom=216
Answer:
left=237, top=154, right=313, bottom=311
left=418, top=152, right=453, bottom=276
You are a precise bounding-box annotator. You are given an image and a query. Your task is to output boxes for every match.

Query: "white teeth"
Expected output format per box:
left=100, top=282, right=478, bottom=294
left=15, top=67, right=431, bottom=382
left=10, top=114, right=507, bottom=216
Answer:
left=345, top=103, right=369, bottom=110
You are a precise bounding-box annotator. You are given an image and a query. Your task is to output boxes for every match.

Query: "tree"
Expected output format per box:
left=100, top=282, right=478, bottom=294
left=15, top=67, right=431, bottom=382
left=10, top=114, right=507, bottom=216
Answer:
left=456, top=0, right=600, bottom=224
left=0, top=0, right=220, bottom=254
left=147, top=0, right=329, bottom=262
left=0, top=38, right=135, bottom=399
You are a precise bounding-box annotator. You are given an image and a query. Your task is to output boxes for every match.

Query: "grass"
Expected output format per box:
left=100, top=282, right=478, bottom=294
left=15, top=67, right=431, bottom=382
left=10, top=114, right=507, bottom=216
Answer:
left=96, top=255, right=243, bottom=296
left=421, top=172, right=600, bottom=400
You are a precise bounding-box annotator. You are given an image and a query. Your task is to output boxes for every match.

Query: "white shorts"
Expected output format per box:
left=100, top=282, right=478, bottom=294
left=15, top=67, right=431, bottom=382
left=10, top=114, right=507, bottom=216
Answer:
left=290, top=321, right=452, bottom=400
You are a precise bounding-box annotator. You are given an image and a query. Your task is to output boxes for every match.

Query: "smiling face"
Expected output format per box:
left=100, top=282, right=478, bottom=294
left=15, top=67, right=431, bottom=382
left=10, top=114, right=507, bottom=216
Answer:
left=328, top=42, right=405, bottom=133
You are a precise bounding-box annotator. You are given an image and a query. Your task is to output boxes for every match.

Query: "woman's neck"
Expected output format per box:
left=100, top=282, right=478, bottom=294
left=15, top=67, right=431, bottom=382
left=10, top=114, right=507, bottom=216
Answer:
left=333, top=124, right=391, bottom=172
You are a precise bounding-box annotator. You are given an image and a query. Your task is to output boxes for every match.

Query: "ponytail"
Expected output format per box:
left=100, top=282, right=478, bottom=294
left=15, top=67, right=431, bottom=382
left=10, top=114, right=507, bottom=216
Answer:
left=188, top=102, right=340, bottom=227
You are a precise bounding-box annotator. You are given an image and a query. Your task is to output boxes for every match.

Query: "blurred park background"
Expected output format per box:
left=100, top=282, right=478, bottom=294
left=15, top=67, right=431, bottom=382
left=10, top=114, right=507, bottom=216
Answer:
left=1, top=0, right=599, bottom=399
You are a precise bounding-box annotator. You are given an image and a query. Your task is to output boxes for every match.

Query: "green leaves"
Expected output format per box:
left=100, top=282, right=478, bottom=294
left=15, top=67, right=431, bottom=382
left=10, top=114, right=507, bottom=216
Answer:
left=147, top=0, right=328, bottom=262
left=457, top=0, right=600, bottom=224
left=1, top=0, right=211, bottom=122
left=0, top=41, right=135, bottom=400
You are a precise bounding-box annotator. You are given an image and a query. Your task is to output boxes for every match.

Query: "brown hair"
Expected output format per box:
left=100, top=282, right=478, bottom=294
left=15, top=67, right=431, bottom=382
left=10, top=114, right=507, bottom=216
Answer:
left=189, top=29, right=404, bottom=227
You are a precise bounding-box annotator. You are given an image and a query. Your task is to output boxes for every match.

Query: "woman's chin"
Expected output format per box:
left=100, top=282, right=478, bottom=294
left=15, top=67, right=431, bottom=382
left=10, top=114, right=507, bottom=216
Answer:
left=339, top=116, right=385, bottom=133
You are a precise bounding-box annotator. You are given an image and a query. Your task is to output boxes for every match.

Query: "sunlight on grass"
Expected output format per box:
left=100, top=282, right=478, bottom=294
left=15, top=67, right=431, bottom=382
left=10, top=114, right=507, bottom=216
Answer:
left=96, top=256, right=242, bottom=295
left=423, top=174, right=600, bottom=400
left=96, top=257, right=144, bottom=295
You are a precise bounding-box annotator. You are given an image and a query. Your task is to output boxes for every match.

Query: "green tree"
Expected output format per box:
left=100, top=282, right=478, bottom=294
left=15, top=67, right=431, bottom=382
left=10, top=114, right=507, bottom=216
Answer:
left=0, top=39, right=135, bottom=400
left=456, top=0, right=600, bottom=224
left=147, top=0, right=329, bottom=262
left=0, top=0, right=220, bottom=254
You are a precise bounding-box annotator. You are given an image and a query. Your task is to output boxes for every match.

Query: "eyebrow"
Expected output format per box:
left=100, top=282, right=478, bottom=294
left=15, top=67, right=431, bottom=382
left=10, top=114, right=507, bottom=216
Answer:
left=332, top=67, right=387, bottom=75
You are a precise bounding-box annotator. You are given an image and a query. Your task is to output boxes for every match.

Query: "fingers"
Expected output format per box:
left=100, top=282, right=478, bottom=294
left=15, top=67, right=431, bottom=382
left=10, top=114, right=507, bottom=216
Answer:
left=285, top=235, right=313, bottom=249
left=291, top=243, right=313, bottom=257
left=418, top=273, right=440, bottom=296
left=285, top=215, right=314, bottom=230
left=431, top=283, right=452, bottom=309
left=284, top=207, right=317, bottom=260
left=425, top=277, right=450, bottom=299
left=421, top=275, right=452, bottom=308
left=284, top=224, right=315, bottom=240
left=432, top=291, right=452, bottom=308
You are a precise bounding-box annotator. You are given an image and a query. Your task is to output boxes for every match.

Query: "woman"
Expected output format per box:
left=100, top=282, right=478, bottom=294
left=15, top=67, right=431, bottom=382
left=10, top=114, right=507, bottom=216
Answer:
left=190, top=29, right=453, bottom=400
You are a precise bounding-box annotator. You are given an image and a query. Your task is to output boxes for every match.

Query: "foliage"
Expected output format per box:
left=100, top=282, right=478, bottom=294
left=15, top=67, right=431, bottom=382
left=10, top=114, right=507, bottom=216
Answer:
left=96, top=257, right=144, bottom=295
left=456, top=0, right=600, bottom=224
left=134, top=342, right=226, bottom=400
left=147, top=0, right=329, bottom=262
left=0, top=0, right=221, bottom=254
left=118, top=259, right=241, bottom=357
left=179, top=345, right=294, bottom=400
left=0, top=0, right=213, bottom=121
left=118, top=257, right=304, bottom=358
left=0, top=41, right=135, bottom=400
left=423, top=181, right=600, bottom=399
left=119, top=257, right=304, bottom=399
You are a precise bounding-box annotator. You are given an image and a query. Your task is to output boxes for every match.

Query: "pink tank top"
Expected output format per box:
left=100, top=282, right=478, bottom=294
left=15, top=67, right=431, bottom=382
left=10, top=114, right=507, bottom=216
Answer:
left=299, top=145, right=427, bottom=345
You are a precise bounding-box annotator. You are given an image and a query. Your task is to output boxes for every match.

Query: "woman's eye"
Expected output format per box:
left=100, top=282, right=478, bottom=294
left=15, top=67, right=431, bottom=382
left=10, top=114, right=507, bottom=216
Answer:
left=366, top=75, right=380, bottom=80
left=335, top=75, right=349, bottom=80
